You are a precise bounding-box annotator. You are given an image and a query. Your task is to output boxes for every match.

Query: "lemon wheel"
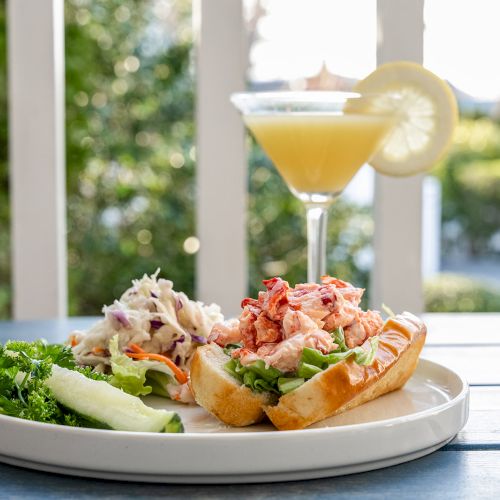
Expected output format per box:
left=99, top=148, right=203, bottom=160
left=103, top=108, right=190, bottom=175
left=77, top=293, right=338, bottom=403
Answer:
left=352, top=61, right=458, bottom=177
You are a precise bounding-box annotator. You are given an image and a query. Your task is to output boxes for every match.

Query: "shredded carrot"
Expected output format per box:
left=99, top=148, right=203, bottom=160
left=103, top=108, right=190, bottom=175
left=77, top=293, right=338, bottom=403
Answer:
left=128, top=343, right=145, bottom=354
left=69, top=335, right=78, bottom=347
left=92, top=346, right=104, bottom=354
left=126, top=352, right=188, bottom=384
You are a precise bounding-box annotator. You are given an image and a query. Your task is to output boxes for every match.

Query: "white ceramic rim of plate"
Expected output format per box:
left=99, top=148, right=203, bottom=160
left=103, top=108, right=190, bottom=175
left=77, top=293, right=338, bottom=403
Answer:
left=0, top=358, right=468, bottom=438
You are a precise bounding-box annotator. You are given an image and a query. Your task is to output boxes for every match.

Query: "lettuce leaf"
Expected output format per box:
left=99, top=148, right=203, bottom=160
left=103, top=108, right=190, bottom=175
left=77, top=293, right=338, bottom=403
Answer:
left=332, top=327, right=348, bottom=351
left=108, top=336, right=176, bottom=398
left=108, top=336, right=153, bottom=396
left=352, top=337, right=380, bottom=366
left=223, top=328, right=380, bottom=396
left=301, top=335, right=380, bottom=370
left=382, top=303, right=396, bottom=318
left=277, top=377, right=304, bottom=394
left=223, top=343, right=242, bottom=356
left=224, top=358, right=295, bottom=395
left=145, top=371, right=172, bottom=398
left=296, top=361, right=323, bottom=378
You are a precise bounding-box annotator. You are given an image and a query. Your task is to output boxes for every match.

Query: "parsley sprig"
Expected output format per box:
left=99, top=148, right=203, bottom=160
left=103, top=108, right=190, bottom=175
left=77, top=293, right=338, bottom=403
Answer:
left=0, top=340, right=108, bottom=426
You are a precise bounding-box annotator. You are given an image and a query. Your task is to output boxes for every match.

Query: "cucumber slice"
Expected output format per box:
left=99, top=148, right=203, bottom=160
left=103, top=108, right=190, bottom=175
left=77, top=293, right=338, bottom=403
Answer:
left=46, top=365, right=183, bottom=433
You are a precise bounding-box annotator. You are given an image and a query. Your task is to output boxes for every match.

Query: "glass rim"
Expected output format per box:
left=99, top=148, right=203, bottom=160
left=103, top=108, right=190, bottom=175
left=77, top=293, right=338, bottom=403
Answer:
left=230, top=90, right=400, bottom=105
left=230, top=90, right=401, bottom=114
left=231, top=91, right=359, bottom=106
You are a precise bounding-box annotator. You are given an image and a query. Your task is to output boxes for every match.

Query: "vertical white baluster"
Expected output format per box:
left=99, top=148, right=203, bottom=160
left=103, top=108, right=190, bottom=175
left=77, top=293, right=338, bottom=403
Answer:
left=195, top=0, right=247, bottom=317
left=8, top=0, right=67, bottom=319
left=371, top=0, right=425, bottom=313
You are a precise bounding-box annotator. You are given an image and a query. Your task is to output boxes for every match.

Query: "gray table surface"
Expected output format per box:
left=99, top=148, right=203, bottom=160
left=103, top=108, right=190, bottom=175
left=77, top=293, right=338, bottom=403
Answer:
left=1, top=314, right=499, bottom=499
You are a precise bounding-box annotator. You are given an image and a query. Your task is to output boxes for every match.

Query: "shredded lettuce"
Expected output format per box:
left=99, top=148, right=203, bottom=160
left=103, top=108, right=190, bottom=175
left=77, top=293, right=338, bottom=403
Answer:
left=108, top=336, right=175, bottom=397
left=296, top=362, right=323, bottom=379
left=145, top=371, right=172, bottom=398
left=224, top=358, right=286, bottom=394
left=382, top=303, right=396, bottom=318
left=277, top=377, right=304, bottom=394
left=301, top=335, right=380, bottom=369
left=108, top=336, right=153, bottom=396
left=332, top=326, right=348, bottom=351
left=352, top=337, right=380, bottom=366
left=223, top=343, right=242, bottom=356
left=223, top=327, right=380, bottom=396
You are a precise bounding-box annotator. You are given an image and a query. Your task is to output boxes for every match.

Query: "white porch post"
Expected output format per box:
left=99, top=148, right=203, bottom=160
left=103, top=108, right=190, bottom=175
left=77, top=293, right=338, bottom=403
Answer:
left=371, top=0, right=425, bottom=313
left=195, top=0, right=247, bottom=317
left=8, top=0, right=67, bottom=319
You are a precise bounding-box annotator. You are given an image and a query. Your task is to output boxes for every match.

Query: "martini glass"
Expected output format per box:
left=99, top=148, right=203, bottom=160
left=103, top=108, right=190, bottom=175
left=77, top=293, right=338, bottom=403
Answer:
left=231, top=91, right=397, bottom=283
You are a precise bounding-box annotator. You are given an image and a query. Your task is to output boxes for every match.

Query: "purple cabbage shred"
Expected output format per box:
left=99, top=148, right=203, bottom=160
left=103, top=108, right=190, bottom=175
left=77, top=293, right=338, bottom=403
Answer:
left=175, top=296, right=183, bottom=311
left=191, top=334, right=207, bottom=344
left=150, top=319, right=164, bottom=330
left=170, top=336, right=185, bottom=351
left=111, top=309, right=131, bottom=328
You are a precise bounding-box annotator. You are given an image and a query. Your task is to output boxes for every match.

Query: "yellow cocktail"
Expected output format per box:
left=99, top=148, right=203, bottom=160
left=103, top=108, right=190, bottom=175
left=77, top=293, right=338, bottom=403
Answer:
left=244, top=113, right=394, bottom=195
left=231, top=91, right=397, bottom=283
left=232, top=63, right=458, bottom=284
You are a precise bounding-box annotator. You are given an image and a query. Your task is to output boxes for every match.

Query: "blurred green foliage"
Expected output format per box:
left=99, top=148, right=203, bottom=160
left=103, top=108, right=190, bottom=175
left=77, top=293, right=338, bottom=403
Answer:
left=425, top=273, right=500, bottom=312
left=453, top=158, right=500, bottom=254
left=65, top=0, right=195, bottom=313
left=428, top=117, right=500, bottom=312
left=436, top=118, right=500, bottom=256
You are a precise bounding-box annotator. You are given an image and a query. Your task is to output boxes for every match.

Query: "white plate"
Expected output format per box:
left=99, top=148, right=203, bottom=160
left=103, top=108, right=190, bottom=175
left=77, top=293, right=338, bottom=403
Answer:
left=0, top=359, right=468, bottom=483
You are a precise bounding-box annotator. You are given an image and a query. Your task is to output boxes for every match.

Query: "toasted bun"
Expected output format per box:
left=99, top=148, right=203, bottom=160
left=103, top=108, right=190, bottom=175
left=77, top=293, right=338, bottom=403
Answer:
left=265, top=312, right=426, bottom=429
left=189, top=343, right=276, bottom=426
left=191, top=312, right=426, bottom=430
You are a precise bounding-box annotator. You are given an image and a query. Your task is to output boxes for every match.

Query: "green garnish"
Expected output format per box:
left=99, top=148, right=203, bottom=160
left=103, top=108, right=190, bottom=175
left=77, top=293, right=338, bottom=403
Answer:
left=382, top=303, right=396, bottom=318
left=332, top=326, right=348, bottom=351
left=223, top=343, right=242, bottom=356
left=277, top=377, right=305, bottom=394
left=0, top=339, right=108, bottom=427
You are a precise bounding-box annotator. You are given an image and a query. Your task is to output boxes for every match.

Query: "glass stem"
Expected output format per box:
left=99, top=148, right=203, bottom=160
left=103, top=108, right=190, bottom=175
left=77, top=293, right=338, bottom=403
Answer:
left=306, top=203, right=330, bottom=283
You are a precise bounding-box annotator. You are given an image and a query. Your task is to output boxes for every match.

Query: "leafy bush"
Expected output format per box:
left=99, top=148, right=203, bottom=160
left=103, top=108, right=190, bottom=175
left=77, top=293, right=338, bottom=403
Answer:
left=453, top=159, right=500, bottom=253
left=65, top=0, right=196, bottom=314
left=425, top=273, right=500, bottom=312
left=436, top=118, right=500, bottom=256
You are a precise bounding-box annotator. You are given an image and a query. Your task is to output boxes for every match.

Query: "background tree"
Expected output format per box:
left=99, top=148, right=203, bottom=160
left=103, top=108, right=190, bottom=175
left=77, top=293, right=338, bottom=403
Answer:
left=65, top=0, right=195, bottom=313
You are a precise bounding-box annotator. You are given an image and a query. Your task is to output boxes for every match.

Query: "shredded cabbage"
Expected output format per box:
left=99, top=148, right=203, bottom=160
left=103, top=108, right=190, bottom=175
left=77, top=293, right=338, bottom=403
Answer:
left=70, top=270, right=223, bottom=402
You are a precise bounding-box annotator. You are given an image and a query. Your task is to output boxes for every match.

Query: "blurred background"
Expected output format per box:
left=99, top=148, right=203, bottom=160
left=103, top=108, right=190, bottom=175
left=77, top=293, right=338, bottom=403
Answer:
left=0, top=0, right=499, bottom=317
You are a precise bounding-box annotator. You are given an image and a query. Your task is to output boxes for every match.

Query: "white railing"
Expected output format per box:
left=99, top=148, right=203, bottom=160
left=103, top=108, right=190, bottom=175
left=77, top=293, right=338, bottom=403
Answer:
left=195, top=0, right=247, bottom=317
left=7, top=0, right=425, bottom=319
left=372, top=0, right=424, bottom=313
left=8, top=0, right=67, bottom=319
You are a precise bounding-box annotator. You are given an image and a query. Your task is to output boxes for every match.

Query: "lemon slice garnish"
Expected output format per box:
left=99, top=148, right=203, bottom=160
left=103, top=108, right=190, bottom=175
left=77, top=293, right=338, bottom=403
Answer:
left=351, top=61, right=458, bottom=177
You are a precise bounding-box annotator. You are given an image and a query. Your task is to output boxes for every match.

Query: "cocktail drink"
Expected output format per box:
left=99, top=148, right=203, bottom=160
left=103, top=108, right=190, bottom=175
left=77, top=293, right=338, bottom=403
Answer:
left=232, top=63, right=457, bottom=284
left=231, top=91, right=396, bottom=283
left=244, top=112, right=394, bottom=196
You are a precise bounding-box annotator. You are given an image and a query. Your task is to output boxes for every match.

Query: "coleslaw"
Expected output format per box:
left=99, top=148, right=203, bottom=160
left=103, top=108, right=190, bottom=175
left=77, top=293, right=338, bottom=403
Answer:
left=69, top=270, right=223, bottom=402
